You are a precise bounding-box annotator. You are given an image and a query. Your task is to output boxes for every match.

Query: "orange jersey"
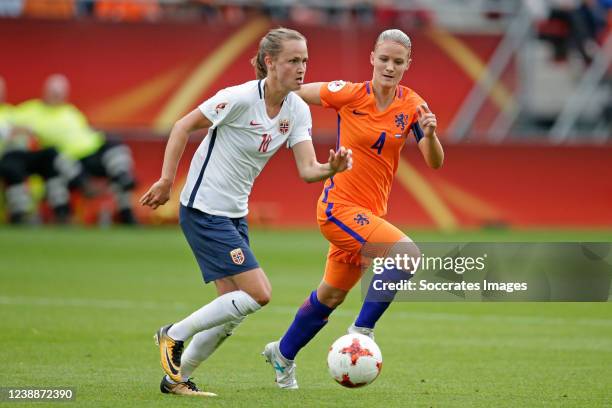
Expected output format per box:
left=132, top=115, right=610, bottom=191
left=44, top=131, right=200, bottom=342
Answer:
left=319, top=80, right=426, bottom=216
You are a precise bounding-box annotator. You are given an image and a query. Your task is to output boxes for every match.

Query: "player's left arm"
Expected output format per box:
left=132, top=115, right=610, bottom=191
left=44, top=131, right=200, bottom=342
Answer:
left=291, top=141, right=353, bottom=183
left=295, top=83, right=323, bottom=106
left=416, top=104, right=444, bottom=169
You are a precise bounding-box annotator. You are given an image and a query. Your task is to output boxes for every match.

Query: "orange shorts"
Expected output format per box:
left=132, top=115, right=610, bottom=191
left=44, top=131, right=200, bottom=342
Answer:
left=316, top=200, right=406, bottom=291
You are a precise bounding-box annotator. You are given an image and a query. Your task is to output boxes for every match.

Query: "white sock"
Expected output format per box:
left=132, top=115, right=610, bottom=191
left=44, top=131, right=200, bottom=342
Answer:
left=168, top=291, right=260, bottom=341
left=179, top=316, right=245, bottom=381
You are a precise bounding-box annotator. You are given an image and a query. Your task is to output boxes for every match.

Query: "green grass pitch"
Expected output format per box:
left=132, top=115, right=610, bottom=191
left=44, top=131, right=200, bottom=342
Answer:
left=1, top=227, right=611, bottom=407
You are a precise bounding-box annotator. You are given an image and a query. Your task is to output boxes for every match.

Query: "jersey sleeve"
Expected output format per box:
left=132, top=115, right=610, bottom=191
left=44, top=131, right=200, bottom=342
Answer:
left=67, top=104, right=91, bottom=128
left=0, top=124, right=10, bottom=145
left=198, top=88, right=246, bottom=128
left=287, top=98, right=313, bottom=149
left=319, top=80, right=361, bottom=110
left=12, top=100, right=48, bottom=141
left=11, top=100, right=37, bottom=127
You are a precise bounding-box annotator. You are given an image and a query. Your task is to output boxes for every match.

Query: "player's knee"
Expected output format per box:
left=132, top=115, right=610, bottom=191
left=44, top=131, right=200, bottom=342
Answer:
left=388, top=238, right=421, bottom=258
left=0, top=160, right=25, bottom=184
left=252, top=287, right=272, bottom=306
left=325, top=293, right=346, bottom=308
left=387, top=239, right=421, bottom=273
left=317, top=287, right=348, bottom=308
left=102, top=144, right=134, bottom=177
left=254, top=294, right=271, bottom=307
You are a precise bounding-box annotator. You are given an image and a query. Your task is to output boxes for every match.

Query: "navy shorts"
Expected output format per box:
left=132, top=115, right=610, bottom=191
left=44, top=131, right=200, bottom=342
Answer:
left=179, top=204, right=260, bottom=283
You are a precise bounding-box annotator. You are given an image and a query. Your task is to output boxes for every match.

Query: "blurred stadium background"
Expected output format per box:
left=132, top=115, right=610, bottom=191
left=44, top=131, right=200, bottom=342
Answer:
left=0, top=0, right=611, bottom=229
left=2, top=2, right=611, bottom=406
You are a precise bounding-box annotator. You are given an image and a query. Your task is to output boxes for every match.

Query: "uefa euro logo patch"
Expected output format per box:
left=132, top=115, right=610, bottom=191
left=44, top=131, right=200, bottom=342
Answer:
left=327, top=80, right=346, bottom=92
left=230, top=248, right=245, bottom=265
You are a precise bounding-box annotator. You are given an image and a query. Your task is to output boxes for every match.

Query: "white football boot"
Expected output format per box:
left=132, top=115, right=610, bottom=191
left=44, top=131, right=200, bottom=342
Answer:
left=262, top=341, right=298, bottom=389
left=348, top=323, right=375, bottom=340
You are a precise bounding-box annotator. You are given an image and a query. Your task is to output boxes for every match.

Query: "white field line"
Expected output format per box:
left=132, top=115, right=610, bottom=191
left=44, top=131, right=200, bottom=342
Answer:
left=1, top=295, right=611, bottom=328
left=0, top=295, right=186, bottom=311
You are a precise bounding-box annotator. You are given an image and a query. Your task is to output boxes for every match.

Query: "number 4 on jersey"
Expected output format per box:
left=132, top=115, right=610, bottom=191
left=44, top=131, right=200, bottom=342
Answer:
left=371, top=132, right=386, bottom=155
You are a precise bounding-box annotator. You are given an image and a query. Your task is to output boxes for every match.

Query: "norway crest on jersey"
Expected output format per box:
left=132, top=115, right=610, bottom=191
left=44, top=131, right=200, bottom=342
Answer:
left=279, top=119, right=290, bottom=135
left=230, top=248, right=245, bottom=265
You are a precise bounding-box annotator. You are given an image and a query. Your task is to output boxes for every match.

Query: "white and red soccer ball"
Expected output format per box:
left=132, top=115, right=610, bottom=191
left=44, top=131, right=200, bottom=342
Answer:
left=327, top=334, right=383, bottom=388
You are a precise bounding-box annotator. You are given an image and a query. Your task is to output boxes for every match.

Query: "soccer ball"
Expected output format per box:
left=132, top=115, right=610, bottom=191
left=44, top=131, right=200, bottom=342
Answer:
left=327, top=333, right=383, bottom=388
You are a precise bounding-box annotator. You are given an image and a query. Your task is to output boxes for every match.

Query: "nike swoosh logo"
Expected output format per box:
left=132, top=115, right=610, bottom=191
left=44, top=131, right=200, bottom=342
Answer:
left=352, top=110, right=367, bottom=116
left=274, top=361, right=285, bottom=373
left=165, top=348, right=179, bottom=374
left=250, top=120, right=262, bottom=126
left=232, top=299, right=241, bottom=313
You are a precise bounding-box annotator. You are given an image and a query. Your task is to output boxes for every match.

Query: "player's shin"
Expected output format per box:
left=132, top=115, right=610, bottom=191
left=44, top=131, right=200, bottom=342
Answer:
left=278, top=290, right=334, bottom=360
left=110, top=183, right=137, bottom=224
left=45, top=177, right=71, bottom=222
left=180, top=316, right=245, bottom=381
left=354, top=267, right=411, bottom=329
left=168, top=290, right=260, bottom=341
left=5, top=183, right=32, bottom=223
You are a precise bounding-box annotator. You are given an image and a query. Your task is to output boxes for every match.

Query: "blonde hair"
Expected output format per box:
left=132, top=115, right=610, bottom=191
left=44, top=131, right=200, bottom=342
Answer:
left=251, top=27, right=306, bottom=80
left=375, top=29, right=412, bottom=50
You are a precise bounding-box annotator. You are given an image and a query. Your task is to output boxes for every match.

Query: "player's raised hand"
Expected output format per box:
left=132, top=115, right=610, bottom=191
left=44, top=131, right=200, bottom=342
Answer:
left=139, top=178, right=172, bottom=209
left=328, top=146, right=353, bottom=174
left=417, top=104, right=437, bottom=137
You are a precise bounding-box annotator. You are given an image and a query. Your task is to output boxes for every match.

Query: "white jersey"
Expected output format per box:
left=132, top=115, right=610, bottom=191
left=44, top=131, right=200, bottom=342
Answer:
left=180, top=79, right=312, bottom=218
